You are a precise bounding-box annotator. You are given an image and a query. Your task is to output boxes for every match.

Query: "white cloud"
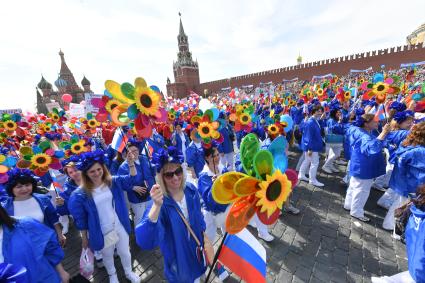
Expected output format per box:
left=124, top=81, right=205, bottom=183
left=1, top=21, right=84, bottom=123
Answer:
left=0, top=0, right=424, bottom=112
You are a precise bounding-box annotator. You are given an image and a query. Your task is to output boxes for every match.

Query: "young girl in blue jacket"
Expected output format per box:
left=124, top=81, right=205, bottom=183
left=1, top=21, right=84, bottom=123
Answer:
left=384, top=122, right=425, bottom=233
left=344, top=114, right=391, bottom=222
left=0, top=206, right=69, bottom=283
left=1, top=169, right=66, bottom=246
left=68, top=150, right=140, bottom=283
left=136, top=147, right=208, bottom=283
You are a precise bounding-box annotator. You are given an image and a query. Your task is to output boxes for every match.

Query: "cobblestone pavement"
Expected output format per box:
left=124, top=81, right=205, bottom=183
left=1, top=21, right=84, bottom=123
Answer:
left=63, top=151, right=408, bottom=282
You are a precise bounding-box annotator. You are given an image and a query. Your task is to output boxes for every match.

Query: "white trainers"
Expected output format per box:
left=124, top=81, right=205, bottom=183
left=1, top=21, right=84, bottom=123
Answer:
left=109, top=274, right=119, bottom=283
left=125, top=271, right=141, bottom=283
left=258, top=232, right=274, bottom=242
left=309, top=180, right=324, bottom=187
left=322, top=166, right=333, bottom=174
left=330, top=166, right=339, bottom=172
left=335, top=160, right=346, bottom=165
left=298, top=175, right=309, bottom=182
left=285, top=204, right=300, bottom=215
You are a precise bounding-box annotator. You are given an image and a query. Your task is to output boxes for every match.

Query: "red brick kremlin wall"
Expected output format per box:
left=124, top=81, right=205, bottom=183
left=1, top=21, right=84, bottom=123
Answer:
left=198, top=44, right=425, bottom=93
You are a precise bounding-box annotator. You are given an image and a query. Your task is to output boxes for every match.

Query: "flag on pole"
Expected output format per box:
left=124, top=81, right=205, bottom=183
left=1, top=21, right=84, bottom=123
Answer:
left=374, top=104, right=386, bottom=121
left=111, top=128, right=128, bottom=153
left=218, top=229, right=266, bottom=283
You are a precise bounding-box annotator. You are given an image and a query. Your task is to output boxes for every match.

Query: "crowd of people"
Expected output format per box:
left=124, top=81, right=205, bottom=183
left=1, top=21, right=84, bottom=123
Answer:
left=0, top=64, right=424, bottom=283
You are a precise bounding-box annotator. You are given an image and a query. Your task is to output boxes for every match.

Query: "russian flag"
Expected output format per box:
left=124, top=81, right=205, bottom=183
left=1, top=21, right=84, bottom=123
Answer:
left=111, top=128, right=128, bottom=153
left=218, top=229, right=266, bottom=283
left=374, top=104, right=386, bottom=121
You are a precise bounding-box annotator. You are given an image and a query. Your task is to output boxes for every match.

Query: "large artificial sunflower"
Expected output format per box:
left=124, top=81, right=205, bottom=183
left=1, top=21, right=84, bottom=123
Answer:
left=71, top=140, right=87, bottom=154
left=255, top=170, right=291, bottom=217
left=30, top=153, right=51, bottom=169
left=268, top=124, right=279, bottom=136
left=168, top=112, right=176, bottom=121
left=105, top=99, right=121, bottom=113
left=316, top=88, right=324, bottom=97
left=198, top=122, right=214, bottom=139
left=239, top=113, right=251, bottom=125
left=372, top=82, right=389, bottom=96
left=134, top=87, right=160, bottom=116
left=344, top=91, right=351, bottom=100
left=50, top=113, right=60, bottom=122
left=87, top=119, right=99, bottom=129
left=3, top=121, right=17, bottom=131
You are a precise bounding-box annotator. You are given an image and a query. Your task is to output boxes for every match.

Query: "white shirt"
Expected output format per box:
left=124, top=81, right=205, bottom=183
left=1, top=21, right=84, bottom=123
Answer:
left=0, top=226, right=3, bottom=262
left=176, top=195, right=189, bottom=219
left=92, top=184, right=118, bottom=234
left=14, top=197, right=44, bottom=223
left=179, top=132, right=187, bottom=160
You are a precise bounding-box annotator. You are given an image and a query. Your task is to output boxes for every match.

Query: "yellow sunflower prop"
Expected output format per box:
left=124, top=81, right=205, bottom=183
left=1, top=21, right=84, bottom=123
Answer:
left=30, top=153, right=52, bottom=169
left=71, top=140, right=87, bottom=154
left=3, top=120, right=17, bottom=132
left=134, top=87, right=160, bottom=116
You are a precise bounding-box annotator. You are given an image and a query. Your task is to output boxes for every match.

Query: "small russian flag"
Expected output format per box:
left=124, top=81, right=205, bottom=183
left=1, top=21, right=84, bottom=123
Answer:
left=374, top=104, right=386, bottom=122
left=111, top=128, right=128, bottom=153
left=218, top=229, right=266, bottom=283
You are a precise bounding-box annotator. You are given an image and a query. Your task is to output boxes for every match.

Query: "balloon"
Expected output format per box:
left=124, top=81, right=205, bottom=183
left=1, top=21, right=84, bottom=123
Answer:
left=61, top=94, right=72, bottom=103
left=198, top=98, right=212, bottom=113
left=279, top=114, right=294, bottom=132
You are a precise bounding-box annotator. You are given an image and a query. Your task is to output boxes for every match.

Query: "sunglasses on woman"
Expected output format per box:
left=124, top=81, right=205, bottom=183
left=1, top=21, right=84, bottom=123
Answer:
left=163, top=167, right=183, bottom=179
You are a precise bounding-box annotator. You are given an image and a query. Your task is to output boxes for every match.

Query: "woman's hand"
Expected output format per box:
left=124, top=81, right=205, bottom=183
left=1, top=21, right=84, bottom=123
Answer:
left=58, top=233, right=66, bottom=247
left=133, top=186, right=147, bottom=195
left=81, top=236, right=89, bottom=249
left=307, top=150, right=312, bottom=157
left=150, top=184, right=163, bottom=207
left=55, top=197, right=64, bottom=206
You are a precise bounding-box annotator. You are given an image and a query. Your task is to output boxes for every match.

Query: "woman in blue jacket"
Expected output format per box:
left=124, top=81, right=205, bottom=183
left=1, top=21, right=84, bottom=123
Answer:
left=218, top=115, right=235, bottom=171
left=298, top=105, right=326, bottom=187
left=0, top=206, right=69, bottom=283
left=186, top=129, right=205, bottom=179
left=172, top=122, right=189, bottom=161
left=136, top=147, right=207, bottom=283
left=343, top=114, right=391, bottom=222
left=1, top=169, right=66, bottom=246
left=323, top=106, right=345, bottom=173
left=55, top=159, right=82, bottom=235
left=118, top=140, right=155, bottom=227
left=384, top=122, right=425, bottom=231
left=68, top=150, right=140, bottom=283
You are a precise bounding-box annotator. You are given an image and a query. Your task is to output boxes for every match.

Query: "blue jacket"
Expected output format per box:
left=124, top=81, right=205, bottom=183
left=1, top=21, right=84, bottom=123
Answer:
left=2, top=217, right=64, bottom=283
left=108, top=159, right=122, bottom=176
left=218, top=125, right=234, bottom=154
left=290, top=106, right=304, bottom=125
left=197, top=166, right=228, bottom=214
left=389, top=145, right=425, bottom=197
left=173, top=132, right=189, bottom=157
left=147, top=133, right=165, bottom=154
left=343, top=124, right=355, bottom=160
left=300, top=117, right=324, bottom=152
left=384, top=130, right=409, bottom=164
left=348, top=127, right=386, bottom=179
left=68, top=175, right=137, bottom=251
left=118, top=157, right=155, bottom=204
left=405, top=205, right=425, bottom=283
left=56, top=179, right=79, bottom=216
left=185, top=142, right=205, bottom=178
left=39, top=173, right=53, bottom=188
left=1, top=193, right=59, bottom=230
left=135, top=183, right=207, bottom=283
left=326, top=118, right=345, bottom=135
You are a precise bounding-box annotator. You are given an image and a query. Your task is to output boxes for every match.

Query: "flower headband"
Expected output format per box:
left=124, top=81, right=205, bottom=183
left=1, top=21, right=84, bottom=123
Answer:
left=393, top=110, right=414, bottom=124
left=389, top=101, right=407, bottom=112
left=75, top=150, right=106, bottom=172
left=6, top=168, right=36, bottom=189
left=151, top=146, right=184, bottom=173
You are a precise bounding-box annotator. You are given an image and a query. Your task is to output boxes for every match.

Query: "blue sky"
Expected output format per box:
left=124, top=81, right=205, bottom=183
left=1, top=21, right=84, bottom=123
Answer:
left=0, top=0, right=424, bottom=112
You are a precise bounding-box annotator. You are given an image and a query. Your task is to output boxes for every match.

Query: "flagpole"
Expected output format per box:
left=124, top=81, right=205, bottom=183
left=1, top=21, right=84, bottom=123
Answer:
left=205, top=232, right=228, bottom=283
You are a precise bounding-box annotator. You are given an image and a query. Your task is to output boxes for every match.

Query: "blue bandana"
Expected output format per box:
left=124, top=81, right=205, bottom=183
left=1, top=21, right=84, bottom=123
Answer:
left=75, top=150, right=106, bottom=172
left=151, top=146, right=184, bottom=173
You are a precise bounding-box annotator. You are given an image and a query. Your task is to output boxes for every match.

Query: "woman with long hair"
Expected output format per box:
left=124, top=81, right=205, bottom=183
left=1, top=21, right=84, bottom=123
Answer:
left=68, top=150, right=141, bottom=283
left=344, top=113, right=391, bottom=222
left=0, top=190, right=69, bottom=282
left=322, top=106, right=345, bottom=173
left=136, top=146, right=208, bottom=282
left=382, top=122, right=425, bottom=232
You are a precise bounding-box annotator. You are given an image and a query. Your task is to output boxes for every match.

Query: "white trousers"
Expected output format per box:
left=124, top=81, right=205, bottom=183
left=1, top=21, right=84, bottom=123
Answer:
left=221, top=152, right=235, bottom=171
left=371, top=271, right=415, bottom=283
left=382, top=195, right=408, bottom=230
left=59, top=215, right=69, bottom=233
left=299, top=152, right=320, bottom=182
left=203, top=209, right=227, bottom=243
left=296, top=153, right=304, bottom=171
left=344, top=176, right=373, bottom=218
left=250, top=214, right=270, bottom=236
left=130, top=201, right=149, bottom=227
left=377, top=188, right=397, bottom=209
left=101, top=223, right=133, bottom=277
left=323, top=143, right=342, bottom=169
left=374, top=149, right=392, bottom=188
